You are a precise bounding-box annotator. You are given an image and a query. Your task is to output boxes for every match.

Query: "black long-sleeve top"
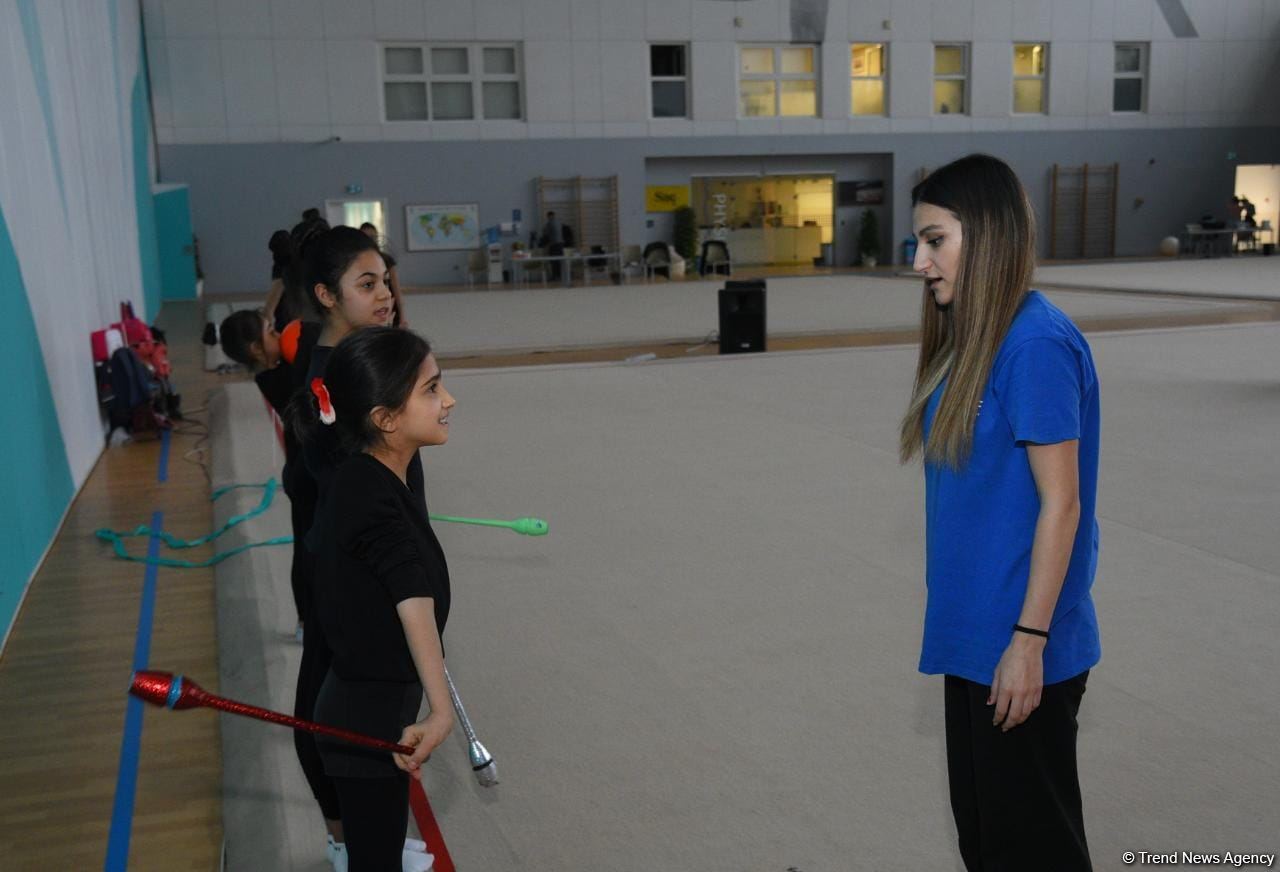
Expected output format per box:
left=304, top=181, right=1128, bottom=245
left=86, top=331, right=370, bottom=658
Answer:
left=313, top=453, right=450, bottom=682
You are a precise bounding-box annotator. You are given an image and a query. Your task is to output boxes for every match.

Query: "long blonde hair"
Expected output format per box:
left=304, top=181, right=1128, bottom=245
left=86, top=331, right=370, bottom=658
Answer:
left=899, top=155, right=1037, bottom=469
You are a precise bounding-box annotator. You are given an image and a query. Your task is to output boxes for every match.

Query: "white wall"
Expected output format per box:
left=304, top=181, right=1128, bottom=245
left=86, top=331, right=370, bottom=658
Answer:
left=145, top=0, right=1280, bottom=145
left=1, top=0, right=158, bottom=647
left=0, top=0, right=149, bottom=486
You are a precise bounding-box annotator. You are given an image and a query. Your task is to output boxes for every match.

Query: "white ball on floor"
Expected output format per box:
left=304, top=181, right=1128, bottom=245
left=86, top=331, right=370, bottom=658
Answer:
left=1159, top=236, right=1180, bottom=257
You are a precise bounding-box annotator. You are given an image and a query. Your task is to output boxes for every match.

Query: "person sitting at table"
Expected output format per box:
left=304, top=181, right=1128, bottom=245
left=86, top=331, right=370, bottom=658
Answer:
left=1234, top=196, right=1258, bottom=252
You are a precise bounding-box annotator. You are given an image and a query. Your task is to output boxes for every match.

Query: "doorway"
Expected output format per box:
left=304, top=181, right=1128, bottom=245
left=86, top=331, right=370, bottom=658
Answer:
left=324, top=199, right=389, bottom=241
left=1234, top=165, right=1278, bottom=240
left=691, top=175, right=833, bottom=266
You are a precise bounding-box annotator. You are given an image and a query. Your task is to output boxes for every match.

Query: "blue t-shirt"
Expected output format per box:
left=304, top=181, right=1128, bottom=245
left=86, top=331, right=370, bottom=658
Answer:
left=919, top=291, right=1101, bottom=686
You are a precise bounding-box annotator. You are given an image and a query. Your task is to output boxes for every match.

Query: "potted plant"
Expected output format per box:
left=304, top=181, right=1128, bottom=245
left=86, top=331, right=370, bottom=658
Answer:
left=858, top=209, right=880, bottom=268
left=673, top=205, right=698, bottom=264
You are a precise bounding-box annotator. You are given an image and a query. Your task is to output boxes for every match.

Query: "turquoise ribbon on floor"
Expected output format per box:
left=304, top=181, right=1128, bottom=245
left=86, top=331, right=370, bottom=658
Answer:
left=95, top=480, right=292, bottom=568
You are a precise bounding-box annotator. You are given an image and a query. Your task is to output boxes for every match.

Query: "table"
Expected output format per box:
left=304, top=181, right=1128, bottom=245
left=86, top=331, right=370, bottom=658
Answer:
left=511, top=251, right=624, bottom=287
left=1183, top=226, right=1275, bottom=258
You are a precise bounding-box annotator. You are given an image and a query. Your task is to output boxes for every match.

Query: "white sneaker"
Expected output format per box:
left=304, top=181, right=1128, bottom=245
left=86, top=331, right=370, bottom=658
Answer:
left=326, top=835, right=348, bottom=872
left=404, top=838, right=427, bottom=853
left=402, top=848, right=434, bottom=871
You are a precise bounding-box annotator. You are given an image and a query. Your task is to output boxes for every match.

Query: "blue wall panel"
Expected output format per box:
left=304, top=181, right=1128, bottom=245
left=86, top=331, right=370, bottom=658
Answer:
left=154, top=186, right=197, bottom=301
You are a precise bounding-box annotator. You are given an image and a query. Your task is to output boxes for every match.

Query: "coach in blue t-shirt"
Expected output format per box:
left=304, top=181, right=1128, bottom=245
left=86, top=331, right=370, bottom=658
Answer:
left=902, top=155, right=1100, bottom=872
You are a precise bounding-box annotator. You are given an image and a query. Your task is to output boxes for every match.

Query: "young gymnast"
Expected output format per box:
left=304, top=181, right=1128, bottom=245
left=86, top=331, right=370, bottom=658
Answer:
left=218, top=308, right=320, bottom=637
left=902, top=154, right=1101, bottom=871
left=291, top=225, right=432, bottom=871
left=359, top=221, right=408, bottom=328
left=295, top=326, right=455, bottom=871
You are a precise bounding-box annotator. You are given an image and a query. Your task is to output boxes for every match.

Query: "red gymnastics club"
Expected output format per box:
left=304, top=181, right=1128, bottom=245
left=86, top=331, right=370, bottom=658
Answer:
left=129, top=670, right=414, bottom=756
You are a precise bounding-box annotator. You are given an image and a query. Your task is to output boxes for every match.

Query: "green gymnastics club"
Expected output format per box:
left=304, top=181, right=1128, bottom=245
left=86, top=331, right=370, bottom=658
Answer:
left=428, top=514, right=548, bottom=536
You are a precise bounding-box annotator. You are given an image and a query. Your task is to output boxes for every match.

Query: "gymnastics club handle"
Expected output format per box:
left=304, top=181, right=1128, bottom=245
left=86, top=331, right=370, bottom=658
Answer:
left=443, top=666, right=478, bottom=744
left=129, top=670, right=414, bottom=756
left=429, top=514, right=548, bottom=536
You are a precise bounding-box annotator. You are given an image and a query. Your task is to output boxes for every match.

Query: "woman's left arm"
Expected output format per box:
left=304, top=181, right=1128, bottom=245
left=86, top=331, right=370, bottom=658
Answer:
left=989, top=439, right=1082, bottom=731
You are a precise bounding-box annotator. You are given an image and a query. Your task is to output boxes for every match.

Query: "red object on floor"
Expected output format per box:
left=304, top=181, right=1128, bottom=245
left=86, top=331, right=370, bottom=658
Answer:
left=409, top=780, right=455, bottom=872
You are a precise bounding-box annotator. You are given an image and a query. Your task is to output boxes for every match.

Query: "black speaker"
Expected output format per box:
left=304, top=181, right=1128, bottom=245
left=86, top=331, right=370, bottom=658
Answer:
left=718, top=280, right=766, bottom=354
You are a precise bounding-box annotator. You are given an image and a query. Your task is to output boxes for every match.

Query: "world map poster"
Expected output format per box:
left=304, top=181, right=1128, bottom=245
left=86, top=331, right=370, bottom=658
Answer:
left=405, top=203, right=480, bottom=251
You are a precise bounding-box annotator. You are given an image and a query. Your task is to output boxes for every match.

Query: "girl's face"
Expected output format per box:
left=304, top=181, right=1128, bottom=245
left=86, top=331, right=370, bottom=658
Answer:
left=316, top=250, right=394, bottom=330
left=382, top=354, right=455, bottom=449
left=912, top=203, right=963, bottom=307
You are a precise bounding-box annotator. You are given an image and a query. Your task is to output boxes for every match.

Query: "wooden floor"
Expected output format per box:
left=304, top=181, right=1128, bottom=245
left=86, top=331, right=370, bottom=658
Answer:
left=0, top=301, right=228, bottom=870
left=0, top=286, right=1276, bottom=870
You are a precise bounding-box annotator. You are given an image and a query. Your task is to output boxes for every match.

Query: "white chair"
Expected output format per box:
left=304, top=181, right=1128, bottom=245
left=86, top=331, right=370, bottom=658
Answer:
left=643, top=242, right=672, bottom=280
left=520, top=248, right=550, bottom=287
left=620, top=244, right=644, bottom=281
left=465, top=249, right=489, bottom=288
left=700, top=240, right=732, bottom=277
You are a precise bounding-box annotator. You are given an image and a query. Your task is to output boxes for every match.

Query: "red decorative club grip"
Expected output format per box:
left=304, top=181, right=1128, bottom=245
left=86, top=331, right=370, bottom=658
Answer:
left=130, top=670, right=414, bottom=755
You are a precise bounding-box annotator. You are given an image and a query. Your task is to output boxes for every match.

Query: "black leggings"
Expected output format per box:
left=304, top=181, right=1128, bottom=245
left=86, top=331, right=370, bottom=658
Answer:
left=293, top=605, right=341, bottom=821
left=332, top=774, right=410, bottom=871
left=945, top=671, right=1092, bottom=872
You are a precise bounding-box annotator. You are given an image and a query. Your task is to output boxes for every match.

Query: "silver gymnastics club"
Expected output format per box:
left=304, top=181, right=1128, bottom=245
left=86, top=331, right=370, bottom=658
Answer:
left=444, top=666, right=498, bottom=787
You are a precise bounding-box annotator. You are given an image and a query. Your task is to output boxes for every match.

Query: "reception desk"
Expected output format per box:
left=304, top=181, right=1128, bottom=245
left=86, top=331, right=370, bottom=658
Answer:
left=699, top=226, right=824, bottom=265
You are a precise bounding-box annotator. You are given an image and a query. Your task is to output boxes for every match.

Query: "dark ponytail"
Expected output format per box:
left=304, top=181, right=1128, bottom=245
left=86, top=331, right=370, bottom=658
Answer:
left=290, top=327, right=432, bottom=458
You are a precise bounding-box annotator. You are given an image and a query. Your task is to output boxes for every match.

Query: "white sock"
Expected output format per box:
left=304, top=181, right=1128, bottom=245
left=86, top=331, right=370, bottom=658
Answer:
left=326, top=835, right=348, bottom=872
left=402, top=848, right=434, bottom=872
left=404, top=837, right=427, bottom=853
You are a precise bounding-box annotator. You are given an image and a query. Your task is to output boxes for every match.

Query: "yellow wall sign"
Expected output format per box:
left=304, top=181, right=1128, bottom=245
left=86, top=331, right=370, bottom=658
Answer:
left=646, top=185, right=690, bottom=212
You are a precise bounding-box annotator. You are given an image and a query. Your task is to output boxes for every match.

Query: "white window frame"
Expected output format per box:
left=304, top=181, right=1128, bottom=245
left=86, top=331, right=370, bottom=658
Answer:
left=649, top=43, right=690, bottom=119
left=1012, top=43, right=1049, bottom=115
left=1112, top=42, right=1147, bottom=114
left=850, top=42, right=888, bottom=117
left=380, top=42, right=523, bottom=122
left=738, top=44, right=820, bottom=119
left=932, top=43, right=969, bottom=116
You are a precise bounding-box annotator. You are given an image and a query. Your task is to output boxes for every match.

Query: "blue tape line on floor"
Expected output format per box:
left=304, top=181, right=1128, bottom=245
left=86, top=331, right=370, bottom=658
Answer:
left=104, top=510, right=163, bottom=871
left=157, top=428, right=170, bottom=483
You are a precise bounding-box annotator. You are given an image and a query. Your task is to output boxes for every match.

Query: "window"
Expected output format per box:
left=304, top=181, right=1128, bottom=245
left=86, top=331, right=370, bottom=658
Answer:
left=1012, top=43, right=1047, bottom=114
left=650, top=45, right=689, bottom=118
left=1113, top=43, right=1146, bottom=113
left=381, top=43, right=522, bottom=121
left=739, top=45, right=818, bottom=118
left=933, top=44, right=968, bottom=115
left=850, top=43, right=887, bottom=116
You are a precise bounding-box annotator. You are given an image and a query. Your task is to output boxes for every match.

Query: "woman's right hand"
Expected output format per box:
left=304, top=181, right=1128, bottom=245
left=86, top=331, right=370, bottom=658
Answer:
left=393, top=710, right=454, bottom=779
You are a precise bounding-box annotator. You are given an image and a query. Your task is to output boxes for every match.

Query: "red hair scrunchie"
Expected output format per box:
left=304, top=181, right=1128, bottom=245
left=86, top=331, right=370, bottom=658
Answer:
left=311, top=377, right=335, bottom=425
